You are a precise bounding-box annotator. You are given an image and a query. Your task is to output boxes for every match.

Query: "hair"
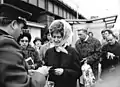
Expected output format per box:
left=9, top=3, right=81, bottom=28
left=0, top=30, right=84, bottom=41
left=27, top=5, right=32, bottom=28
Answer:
left=88, top=31, right=93, bottom=36
left=104, top=30, right=113, bottom=34
left=17, top=32, right=31, bottom=43
left=50, top=21, right=64, bottom=37
left=101, top=30, right=105, bottom=34
left=77, top=29, right=88, bottom=34
left=101, top=29, right=113, bottom=34
left=51, top=29, right=64, bottom=38
left=41, top=30, right=50, bottom=44
left=33, top=37, right=41, bottom=45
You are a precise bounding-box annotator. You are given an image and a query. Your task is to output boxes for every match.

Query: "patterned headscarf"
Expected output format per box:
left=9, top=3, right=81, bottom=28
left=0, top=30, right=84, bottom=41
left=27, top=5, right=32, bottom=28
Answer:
left=49, top=19, right=73, bottom=47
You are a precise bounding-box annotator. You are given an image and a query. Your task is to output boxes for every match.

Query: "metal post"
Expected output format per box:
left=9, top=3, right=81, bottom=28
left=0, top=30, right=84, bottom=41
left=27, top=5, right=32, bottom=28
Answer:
left=76, top=5, right=79, bottom=19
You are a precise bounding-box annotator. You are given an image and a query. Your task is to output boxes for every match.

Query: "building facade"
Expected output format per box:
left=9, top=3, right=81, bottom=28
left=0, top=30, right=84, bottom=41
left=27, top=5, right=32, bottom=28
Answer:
left=1, top=0, right=85, bottom=44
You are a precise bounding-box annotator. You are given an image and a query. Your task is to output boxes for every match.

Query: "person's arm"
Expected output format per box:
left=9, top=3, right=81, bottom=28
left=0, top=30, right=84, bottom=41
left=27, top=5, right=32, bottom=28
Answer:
left=86, top=40, right=101, bottom=64
left=39, top=45, right=46, bottom=64
left=34, top=49, right=43, bottom=69
left=62, top=48, right=82, bottom=79
left=0, top=50, right=45, bottom=87
left=75, top=40, right=83, bottom=61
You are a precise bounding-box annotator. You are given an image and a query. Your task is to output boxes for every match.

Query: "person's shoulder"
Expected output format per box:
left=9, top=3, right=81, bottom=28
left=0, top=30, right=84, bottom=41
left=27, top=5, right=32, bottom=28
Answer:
left=115, top=42, right=120, bottom=47
left=27, top=45, right=36, bottom=51
left=0, top=34, right=19, bottom=48
left=0, top=34, right=15, bottom=41
left=102, top=43, right=109, bottom=48
left=41, top=42, right=50, bottom=48
left=67, top=46, right=74, bottom=50
left=90, top=37, right=99, bottom=41
left=46, top=47, right=54, bottom=51
left=66, top=46, right=77, bottom=53
left=89, top=37, right=100, bottom=43
left=75, top=39, right=81, bottom=45
left=45, top=47, right=54, bottom=54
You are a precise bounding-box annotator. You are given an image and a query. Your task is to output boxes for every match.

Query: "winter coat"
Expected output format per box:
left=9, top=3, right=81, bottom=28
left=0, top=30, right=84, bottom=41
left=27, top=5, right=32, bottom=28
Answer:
left=44, top=46, right=82, bottom=87
left=75, top=36, right=101, bottom=78
left=101, top=42, right=120, bottom=72
left=21, top=44, right=42, bottom=69
left=0, top=29, right=46, bottom=87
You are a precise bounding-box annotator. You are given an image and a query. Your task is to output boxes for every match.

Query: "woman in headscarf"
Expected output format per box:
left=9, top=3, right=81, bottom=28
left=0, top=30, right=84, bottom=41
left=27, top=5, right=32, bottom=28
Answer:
left=44, top=19, right=82, bottom=87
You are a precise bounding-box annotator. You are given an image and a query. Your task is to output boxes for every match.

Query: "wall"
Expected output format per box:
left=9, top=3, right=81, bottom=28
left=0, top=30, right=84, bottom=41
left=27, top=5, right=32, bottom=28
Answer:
left=29, top=26, right=41, bottom=46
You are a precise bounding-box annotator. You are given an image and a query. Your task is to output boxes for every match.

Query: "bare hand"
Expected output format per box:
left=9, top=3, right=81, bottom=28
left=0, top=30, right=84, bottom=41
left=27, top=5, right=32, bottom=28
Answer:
left=107, top=52, right=115, bottom=59
left=36, top=66, right=52, bottom=76
left=28, top=69, right=36, bottom=76
left=81, top=58, right=87, bottom=63
left=54, top=68, right=64, bottom=75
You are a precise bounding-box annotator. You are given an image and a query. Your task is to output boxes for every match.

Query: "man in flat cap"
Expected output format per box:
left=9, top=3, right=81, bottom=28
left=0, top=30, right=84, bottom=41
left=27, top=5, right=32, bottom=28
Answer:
left=0, top=3, right=46, bottom=87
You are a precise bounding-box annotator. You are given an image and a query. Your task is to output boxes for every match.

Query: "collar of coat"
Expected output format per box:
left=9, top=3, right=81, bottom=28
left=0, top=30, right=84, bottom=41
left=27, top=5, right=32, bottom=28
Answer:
left=21, top=44, right=35, bottom=51
left=78, top=36, right=94, bottom=44
left=0, top=29, right=9, bottom=35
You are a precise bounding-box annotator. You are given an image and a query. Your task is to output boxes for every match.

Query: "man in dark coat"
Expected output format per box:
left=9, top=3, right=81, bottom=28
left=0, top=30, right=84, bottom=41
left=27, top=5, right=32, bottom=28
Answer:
left=75, top=29, right=101, bottom=80
left=0, top=3, right=45, bottom=87
left=101, top=34, right=120, bottom=78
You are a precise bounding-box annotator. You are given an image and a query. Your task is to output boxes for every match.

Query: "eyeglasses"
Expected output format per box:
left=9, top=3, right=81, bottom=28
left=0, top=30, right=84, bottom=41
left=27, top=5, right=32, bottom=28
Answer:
left=20, top=40, right=28, bottom=43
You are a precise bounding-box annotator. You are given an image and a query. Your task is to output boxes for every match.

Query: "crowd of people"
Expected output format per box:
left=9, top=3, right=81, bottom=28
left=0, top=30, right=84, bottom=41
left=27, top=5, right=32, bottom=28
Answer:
left=0, top=3, right=120, bottom=87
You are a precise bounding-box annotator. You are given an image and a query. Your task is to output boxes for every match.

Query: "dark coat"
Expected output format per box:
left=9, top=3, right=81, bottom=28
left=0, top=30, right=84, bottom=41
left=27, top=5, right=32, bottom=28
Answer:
left=75, top=36, right=101, bottom=78
left=101, top=42, right=120, bottom=72
left=21, top=45, right=42, bottom=69
left=44, top=46, right=82, bottom=87
left=0, top=30, right=46, bottom=87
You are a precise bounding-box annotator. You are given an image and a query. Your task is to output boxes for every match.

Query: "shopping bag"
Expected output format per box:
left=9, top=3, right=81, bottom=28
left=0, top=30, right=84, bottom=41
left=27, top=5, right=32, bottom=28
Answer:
left=81, top=63, right=95, bottom=87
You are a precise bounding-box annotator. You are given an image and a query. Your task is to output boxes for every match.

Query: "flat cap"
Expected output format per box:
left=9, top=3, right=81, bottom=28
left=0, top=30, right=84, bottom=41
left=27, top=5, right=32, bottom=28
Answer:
left=0, top=3, right=32, bottom=20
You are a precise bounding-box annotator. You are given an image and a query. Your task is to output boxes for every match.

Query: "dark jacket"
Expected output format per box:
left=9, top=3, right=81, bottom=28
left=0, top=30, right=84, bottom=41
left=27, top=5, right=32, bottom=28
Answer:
left=21, top=45, right=42, bottom=69
left=101, top=42, right=120, bottom=71
left=44, top=46, right=82, bottom=87
left=75, top=36, right=101, bottom=78
left=0, top=30, right=45, bottom=87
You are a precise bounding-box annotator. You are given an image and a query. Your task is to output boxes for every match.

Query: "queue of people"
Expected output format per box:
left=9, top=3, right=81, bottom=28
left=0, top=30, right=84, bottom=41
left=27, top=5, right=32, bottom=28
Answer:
left=0, top=3, right=120, bottom=87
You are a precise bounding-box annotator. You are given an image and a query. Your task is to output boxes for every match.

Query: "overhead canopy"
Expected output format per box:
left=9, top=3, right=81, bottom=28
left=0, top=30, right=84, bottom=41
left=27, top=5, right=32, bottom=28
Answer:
left=65, top=15, right=118, bottom=29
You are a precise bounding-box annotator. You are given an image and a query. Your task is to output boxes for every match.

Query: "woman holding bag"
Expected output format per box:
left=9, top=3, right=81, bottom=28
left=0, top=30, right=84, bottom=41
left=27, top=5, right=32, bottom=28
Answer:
left=44, top=20, right=82, bottom=87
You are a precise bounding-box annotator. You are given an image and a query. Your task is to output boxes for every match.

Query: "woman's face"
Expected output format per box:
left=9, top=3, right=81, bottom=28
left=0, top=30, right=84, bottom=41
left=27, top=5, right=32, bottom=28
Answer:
left=47, top=33, right=52, bottom=41
left=52, top=32, right=63, bottom=46
left=19, top=36, right=29, bottom=48
left=35, top=40, right=41, bottom=47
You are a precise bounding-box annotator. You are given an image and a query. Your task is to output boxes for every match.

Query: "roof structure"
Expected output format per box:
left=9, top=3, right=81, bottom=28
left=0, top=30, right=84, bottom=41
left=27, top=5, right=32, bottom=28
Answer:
left=65, top=15, right=118, bottom=29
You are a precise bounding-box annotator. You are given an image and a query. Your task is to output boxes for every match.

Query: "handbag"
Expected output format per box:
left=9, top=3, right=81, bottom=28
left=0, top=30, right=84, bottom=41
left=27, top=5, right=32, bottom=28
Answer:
left=44, top=75, right=54, bottom=87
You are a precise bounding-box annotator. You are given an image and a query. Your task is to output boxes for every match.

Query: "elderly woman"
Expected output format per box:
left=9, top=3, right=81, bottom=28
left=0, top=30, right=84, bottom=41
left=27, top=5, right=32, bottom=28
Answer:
left=44, top=20, right=82, bottom=87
